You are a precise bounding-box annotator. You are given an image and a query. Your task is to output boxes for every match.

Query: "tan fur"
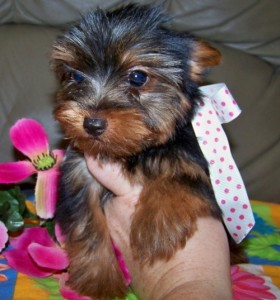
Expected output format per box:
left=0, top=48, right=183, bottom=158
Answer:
left=52, top=5, right=225, bottom=299
left=66, top=186, right=127, bottom=298
left=55, top=105, right=157, bottom=158
left=131, top=178, right=213, bottom=264
left=190, top=40, right=221, bottom=82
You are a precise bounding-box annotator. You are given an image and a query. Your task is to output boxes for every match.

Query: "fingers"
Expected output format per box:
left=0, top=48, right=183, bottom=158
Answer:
left=84, top=153, right=142, bottom=197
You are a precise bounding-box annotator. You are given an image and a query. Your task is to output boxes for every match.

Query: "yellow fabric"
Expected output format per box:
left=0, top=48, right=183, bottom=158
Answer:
left=13, top=274, right=50, bottom=300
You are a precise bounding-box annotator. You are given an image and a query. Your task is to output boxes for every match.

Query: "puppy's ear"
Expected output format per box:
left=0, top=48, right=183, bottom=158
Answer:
left=189, top=40, right=221, bottom=82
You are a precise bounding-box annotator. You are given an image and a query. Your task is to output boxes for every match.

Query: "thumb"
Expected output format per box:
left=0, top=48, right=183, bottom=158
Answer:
left=84, top=154, right=141, bottom=196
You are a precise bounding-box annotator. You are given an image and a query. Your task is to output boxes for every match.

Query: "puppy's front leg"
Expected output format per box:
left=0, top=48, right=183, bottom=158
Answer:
left=130, top=178, right=217, bottom=264
left=56, top=149, right=127, bottom=299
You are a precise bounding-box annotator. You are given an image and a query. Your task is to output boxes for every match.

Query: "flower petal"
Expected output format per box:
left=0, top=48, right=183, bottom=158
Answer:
left=55, top=223, right=66, bottom=246
left=28, top=242, right=69, bottom=270
left=9, top=227, right=55, bottom=250
left=0, top=221, right=8, bottom=252
left=0, top=161, right=36, bottom=183
left=53, top=149, right=65, bottom=169
left=35, top=168, right=60, bottom=219
left=10, top=119, right=49, bottom=160
left=4, top=249, right=53, bottom=277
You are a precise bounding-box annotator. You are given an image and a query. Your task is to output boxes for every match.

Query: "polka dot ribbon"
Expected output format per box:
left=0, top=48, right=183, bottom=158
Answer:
left=192, top=83, right=255, bottom=243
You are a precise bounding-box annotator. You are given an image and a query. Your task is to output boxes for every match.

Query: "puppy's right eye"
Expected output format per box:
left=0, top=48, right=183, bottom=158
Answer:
left=128, top=70, right=148, bottom=87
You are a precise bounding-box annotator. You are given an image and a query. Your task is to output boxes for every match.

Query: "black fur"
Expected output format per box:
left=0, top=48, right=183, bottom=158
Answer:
left=52, top=4, right=222, bottom=299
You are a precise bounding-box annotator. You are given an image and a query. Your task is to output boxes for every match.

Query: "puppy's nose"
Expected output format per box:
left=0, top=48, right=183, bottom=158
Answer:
left=83, top=117, right=107, bottom=137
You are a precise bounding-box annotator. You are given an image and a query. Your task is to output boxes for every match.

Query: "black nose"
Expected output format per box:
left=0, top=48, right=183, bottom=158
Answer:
left=83, top=117, right=107, bottom=137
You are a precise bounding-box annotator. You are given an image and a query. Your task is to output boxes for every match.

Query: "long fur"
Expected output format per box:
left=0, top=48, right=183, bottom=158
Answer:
left=51, top=4, right=222, bottom=299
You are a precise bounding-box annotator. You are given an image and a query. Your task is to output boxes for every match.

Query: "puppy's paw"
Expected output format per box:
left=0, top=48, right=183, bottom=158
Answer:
left=67, top=236, right=127, bottom=299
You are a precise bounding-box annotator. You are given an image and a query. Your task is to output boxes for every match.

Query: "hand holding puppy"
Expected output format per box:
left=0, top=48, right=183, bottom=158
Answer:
left=85, top=155, right=233, bottom=300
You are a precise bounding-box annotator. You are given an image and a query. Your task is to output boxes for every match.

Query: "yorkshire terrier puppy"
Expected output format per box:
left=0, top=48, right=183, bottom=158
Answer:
left=51, top=4, right=222, bottom=299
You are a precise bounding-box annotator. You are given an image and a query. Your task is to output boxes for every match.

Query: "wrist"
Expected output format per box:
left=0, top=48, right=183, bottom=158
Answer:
left=156, top=280, right=233, bottom=300
left=124, top=218, right=232, bottom=300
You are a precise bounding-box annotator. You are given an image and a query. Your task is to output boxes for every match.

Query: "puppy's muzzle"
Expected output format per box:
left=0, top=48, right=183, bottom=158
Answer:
left=83, top=117, right=107, bottom=137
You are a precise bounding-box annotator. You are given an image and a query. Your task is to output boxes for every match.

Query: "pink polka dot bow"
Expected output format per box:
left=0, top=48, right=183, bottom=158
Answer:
left=192, top=83, right=255, bottom=243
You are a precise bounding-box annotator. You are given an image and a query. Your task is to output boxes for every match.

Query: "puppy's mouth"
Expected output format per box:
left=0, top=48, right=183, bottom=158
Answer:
left=55, top=103, right=173, bottom=158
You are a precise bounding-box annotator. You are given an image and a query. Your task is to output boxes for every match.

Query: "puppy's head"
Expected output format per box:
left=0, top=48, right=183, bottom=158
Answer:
left=51, top=4, right=220, bottom=159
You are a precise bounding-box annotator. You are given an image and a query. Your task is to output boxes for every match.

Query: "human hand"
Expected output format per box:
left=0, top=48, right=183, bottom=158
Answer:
left=84, top=154, right=141, bottom=246
left=85, top=154, right=233, bottom=300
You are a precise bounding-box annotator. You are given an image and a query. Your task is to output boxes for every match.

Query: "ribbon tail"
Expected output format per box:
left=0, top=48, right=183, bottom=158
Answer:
left=193, top=83, right=255, bottom=243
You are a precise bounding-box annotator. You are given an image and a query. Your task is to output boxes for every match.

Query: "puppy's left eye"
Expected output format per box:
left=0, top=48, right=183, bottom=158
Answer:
left=70, top=72, right=85, bottom=83
left=128, top=70, right=148, bottom=87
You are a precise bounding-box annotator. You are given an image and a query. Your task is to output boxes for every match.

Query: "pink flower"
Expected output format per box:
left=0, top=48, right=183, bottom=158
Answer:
left=3, top=225, right=87, bottom=299
left=0, top=221, right=8, bottom=253
left=3, top=227, right=68, bottom=278
left=0, top=119, right=64, bottom=219
left=231, top=265, right=276, bottom=299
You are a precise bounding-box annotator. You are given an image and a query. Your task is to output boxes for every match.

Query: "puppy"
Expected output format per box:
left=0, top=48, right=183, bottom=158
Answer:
left=51, top=4, right=222, bottom=299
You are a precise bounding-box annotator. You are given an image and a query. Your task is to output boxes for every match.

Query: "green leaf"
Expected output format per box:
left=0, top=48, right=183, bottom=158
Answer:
left=0, top=190, right=14, bottom=201
left=8, top=186, right=26, bottom=215
left=0, top=199, right=10, bottom=219
left=43, top=219, right=55, bottom=238
left=5, top=209, right=24, bottom=232
left=0, top=186, right=29, bottom=232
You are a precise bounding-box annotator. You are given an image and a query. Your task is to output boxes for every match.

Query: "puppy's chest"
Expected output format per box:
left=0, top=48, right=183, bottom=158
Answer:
left=124, top=145, right=207, bottom=185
